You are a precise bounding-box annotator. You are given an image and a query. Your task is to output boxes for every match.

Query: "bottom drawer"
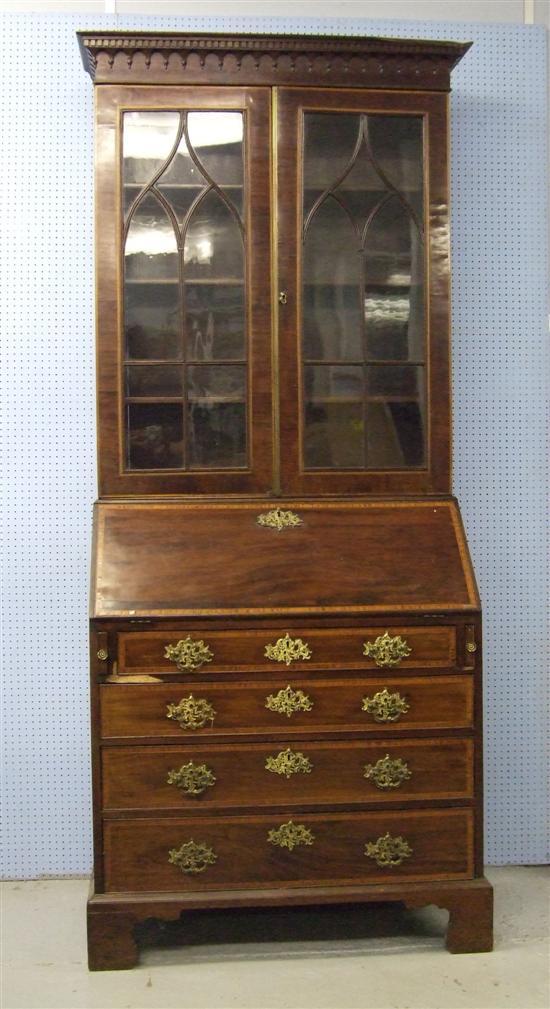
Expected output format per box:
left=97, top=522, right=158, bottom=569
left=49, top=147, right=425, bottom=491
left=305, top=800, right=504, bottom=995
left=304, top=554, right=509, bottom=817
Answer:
left=103, top=808, right=474, bottom=892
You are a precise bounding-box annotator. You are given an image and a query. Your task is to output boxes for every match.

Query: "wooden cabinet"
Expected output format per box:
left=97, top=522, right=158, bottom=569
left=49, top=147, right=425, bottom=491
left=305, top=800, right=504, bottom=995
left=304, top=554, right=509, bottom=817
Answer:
left=79, top=31, right=493, bottom=969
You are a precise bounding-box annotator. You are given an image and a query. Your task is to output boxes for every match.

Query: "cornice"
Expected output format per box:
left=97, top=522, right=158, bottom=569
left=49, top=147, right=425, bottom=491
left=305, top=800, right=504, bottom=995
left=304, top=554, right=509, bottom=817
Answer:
left=77, top=31, right=471, bottom=90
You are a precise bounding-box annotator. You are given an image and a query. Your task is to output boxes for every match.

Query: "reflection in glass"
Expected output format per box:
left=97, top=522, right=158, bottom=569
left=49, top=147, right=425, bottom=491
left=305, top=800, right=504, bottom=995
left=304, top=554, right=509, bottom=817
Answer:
left=304, top=365, right=363, bottom=401
left=364, top=196, right=424, bottom=362
left=122, top=109, right=247, bottom=471
left=184, top=190, right=243, bottom=280
left=302, top=110, right=425, bottom=470
left=123, top=112, right=180, bottom=185
left=187, top=365, right=246, bottom=400
left=302, top=200, right=362, bottom=361
left=186, top=284, right=245, bottom=361
left=188, top=403, right=246, bottom=468
left=127, top=403, right=183, bottom=469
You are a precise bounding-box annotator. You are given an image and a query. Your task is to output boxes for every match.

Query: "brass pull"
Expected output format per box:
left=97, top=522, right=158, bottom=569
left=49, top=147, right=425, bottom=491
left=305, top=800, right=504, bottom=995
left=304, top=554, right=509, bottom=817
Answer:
left=364, top=754, right=412, bottom=789
left=362, top=688, right=410, bottom=723
left=265, top=685, right=313, bottom=717
left=257, top=508, right=302, bottom=531
left=167, top=761, right=216, bottom=796
left=265, top=748, right=313, bottom=778
left=364, top=833, right=413, bottom=867
left=166, top=694, right=216, bottom=730
left=165, top=636, right=214, bottom=672
left=278, top=291, right=288, bottom=304
left=168, top=839, right=217, bottom=874
left=267, top=820, right=314, bottom=850
left=96, top=648, right=108, bottom=662
left=265, top=633, right=312, bottom=665
left=363, top=632, right=411, bottom=668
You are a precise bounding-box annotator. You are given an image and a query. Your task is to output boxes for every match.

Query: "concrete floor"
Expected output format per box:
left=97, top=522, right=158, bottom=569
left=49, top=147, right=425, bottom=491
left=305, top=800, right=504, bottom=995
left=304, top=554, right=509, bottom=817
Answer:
left=1, top=867, right=548, bottom=1009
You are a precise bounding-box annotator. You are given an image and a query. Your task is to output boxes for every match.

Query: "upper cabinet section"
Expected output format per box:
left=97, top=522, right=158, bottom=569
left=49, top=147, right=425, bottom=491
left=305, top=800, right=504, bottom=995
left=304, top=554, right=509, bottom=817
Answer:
left=80, top=32, right=470, bottom=498
left=278, top=87, right=450, bottom=496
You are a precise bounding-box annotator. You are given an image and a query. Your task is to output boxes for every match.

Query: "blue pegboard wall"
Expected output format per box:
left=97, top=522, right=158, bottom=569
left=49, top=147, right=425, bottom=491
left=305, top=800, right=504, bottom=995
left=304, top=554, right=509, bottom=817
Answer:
left=0, top=12, right=548, bottom=877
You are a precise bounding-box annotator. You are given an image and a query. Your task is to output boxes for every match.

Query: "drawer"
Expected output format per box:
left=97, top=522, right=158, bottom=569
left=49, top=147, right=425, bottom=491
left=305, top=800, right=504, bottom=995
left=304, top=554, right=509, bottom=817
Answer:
left=103, top=808, right=474, bottom=892
left=100, top=675, right=474, bottom=740
left=102, top=737, right=474, bottom=812
left=115, top=625, right=458, bottom=677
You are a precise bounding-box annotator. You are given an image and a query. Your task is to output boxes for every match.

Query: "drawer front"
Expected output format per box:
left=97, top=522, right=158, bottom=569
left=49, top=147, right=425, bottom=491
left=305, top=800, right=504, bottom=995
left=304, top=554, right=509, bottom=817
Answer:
left=103, top=808, right=474, bottom=892
left=102, top=737, right=474, bottom=811
left=100, top=675, right=474, bottom=740
left=117, top=625, right=458, bottom=676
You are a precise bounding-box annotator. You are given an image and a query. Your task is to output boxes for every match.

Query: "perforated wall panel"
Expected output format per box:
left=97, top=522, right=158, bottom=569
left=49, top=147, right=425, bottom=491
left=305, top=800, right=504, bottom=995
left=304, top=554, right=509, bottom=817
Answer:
left=1, top=12, right=548, bottom=877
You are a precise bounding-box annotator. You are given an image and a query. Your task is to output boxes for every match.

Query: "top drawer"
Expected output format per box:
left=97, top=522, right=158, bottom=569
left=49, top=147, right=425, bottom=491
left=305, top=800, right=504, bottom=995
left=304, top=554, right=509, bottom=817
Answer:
left=114, top=626, right=458, bottom=677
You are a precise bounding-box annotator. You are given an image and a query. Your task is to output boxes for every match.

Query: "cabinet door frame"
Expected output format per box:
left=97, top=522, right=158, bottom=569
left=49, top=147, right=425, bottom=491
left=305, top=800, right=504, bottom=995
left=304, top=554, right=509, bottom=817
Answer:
left=277, top=87, right=451, bottom=496
left=95, top=85, right=272, bottom=497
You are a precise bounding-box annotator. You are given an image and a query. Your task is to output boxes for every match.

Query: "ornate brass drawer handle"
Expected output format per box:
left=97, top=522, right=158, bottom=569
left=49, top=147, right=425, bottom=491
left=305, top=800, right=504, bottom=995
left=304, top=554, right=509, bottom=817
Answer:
left=364, top=754, right=412, bottom=789
left=265, top=633, right=312, bottom=665
left=362, top=687, right=410, bottom=723
left=363, top=632, right=411, bottom=668
left=167, top=761, right=216, bottom=796
left=165, top=636, right=214, bottom=672
left=168, top=839, right=217, bottom=874
left=257, top=508, right=302, bottom=531
left=364, top=832, right=413, bottom=867
left=265, top=748, right=313, bottom=778
left=166, top=694, right=216, bottom=730
left=265, top=685, right=313, bottom=718
left=267, top=820, right=315, bottom=850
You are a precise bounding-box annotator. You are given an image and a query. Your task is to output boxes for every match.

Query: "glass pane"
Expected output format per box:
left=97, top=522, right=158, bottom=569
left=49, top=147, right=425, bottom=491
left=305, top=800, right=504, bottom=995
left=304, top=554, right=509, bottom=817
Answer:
left=184, top=190, right=243, bottom=281
left=366, top=365, right=423, bottom=399
left=367, top=402, right=425, bottom=468
left=126, top=365, right=183, bottom=398
left=188, top=403, right=246, bottom=468
left=368, top=115, right=424, bottom=199
left=364, top=197, right=424, bottom=361
left=123, top=112, right=180, bottom=186
left=303, top=114, right=361, bottom=216
left=186, top=284, right=245, bottom=361
left=303, top=200, right=362, bottom=360
left=304, top=365, right=363, bottom=401
left=188, top=112, right=244, bottom=188
left=127, top=403, right=183, bottom=469
left=304, top=403, right=364, bottom=469
left=187, top=365, right=246, bottom=401
left=124, top=194, right=179, bottom=281
left=159, top=127, right=206, bottom=188
left=125, top=284, right=181, bottom=361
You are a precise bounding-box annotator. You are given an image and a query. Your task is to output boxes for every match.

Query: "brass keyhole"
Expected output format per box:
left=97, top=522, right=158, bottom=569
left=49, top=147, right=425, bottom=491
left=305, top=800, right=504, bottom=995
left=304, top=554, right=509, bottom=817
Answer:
left=279, top=291, right=287, bottom=305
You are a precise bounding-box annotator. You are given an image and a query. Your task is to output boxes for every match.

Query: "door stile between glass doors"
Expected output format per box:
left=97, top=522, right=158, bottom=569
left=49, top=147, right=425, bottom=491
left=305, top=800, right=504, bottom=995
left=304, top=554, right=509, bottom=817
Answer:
left=95, top=85, right=272, bottom=498
left=277, top=86, right=451, bottom=497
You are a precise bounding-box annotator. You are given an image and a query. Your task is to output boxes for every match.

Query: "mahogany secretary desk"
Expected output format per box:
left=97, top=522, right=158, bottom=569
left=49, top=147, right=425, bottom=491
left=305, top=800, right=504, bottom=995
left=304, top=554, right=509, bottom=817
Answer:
left=77, top=30, right=493, bottom=969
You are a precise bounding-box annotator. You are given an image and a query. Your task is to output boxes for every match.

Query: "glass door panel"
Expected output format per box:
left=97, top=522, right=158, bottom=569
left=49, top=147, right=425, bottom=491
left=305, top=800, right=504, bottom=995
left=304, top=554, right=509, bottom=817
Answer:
left=122, top=109, right=247, bottom=472
left=301, top=110, right=425, bottom=471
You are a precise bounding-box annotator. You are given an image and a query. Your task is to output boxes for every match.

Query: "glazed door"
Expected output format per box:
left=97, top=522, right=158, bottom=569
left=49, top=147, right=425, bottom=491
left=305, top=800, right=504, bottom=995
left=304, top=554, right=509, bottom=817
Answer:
left=96, top=87, right=272, bottom=496
left=277, top=88, right=450, bottom=496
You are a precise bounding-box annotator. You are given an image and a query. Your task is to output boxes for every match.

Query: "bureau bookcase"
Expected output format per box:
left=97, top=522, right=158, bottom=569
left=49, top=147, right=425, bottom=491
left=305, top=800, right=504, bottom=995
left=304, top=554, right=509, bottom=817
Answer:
left=78, top=31, right=493, bottom=969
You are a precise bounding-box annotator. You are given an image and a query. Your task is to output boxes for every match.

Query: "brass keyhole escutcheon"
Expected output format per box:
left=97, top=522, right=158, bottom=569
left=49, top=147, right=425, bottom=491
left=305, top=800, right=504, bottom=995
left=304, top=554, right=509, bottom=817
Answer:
left=278, top=291, right=287, bottom=304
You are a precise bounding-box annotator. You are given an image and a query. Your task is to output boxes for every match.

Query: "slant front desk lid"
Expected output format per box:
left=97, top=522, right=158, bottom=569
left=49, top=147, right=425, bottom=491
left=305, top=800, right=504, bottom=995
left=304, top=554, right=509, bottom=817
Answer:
left=91, top=500, right=479, bottom=618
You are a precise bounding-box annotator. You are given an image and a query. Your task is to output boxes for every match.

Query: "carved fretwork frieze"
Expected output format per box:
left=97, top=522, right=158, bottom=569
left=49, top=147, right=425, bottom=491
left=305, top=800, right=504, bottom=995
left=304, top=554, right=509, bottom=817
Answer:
left=77, top=31, right=471, bottom=89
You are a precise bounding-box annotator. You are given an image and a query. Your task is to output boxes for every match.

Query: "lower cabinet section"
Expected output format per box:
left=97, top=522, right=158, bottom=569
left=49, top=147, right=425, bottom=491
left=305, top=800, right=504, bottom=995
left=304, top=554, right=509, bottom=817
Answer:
left=103, top=808, right=474, bottom=892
